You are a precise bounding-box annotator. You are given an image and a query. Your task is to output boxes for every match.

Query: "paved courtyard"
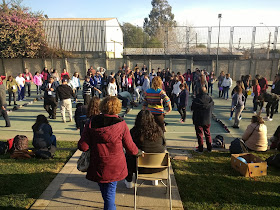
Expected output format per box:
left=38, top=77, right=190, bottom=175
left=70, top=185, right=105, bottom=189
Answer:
left=1, top=83, right=279, bottom=209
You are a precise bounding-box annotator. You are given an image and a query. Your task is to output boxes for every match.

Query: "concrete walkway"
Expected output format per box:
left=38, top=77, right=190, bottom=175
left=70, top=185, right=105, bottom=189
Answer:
left=31, top=150, right=184, bottom=210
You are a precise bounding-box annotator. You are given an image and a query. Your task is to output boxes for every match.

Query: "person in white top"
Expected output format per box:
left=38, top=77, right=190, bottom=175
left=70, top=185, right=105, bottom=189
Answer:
left=149, top=69, right=157, bottom=85
left=71, top=72, right=81, bottom=102
left=15, top=73, right=26, bottom=101
left=221, top=73, right=233, bottom=100
left=171, top=75, right=182, bottom=110
left=107, top=77, right=118, bottom=96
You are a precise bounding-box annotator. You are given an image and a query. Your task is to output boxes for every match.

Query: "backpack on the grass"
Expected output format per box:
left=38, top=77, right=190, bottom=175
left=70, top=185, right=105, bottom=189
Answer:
left=212, top=135, right=225, bottom=148
left=266, top=154, right=280, bottom=169
left=13, top=135, right=29, bottom=152
left=0, top=141, right=8, bottom=155
left=229, top=138, right=248, bottom=154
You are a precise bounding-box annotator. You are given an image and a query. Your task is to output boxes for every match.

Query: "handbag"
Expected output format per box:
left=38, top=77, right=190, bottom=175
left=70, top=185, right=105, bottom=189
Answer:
left=77, top=150, right=90, bottom=172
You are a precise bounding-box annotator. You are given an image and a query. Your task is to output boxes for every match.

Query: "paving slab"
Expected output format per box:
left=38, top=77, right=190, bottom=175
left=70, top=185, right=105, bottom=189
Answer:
left=31, top=150, right=184, bottom=210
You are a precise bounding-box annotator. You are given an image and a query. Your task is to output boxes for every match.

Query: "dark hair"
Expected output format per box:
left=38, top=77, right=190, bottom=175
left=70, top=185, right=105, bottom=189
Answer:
left=87, top=97, right=100, bottom=117
left=32, top=115, right=49, bottom=132
left=131, top=110, right=163, bottom=142
left=76, top=103, right=83, bottom=109
left=273, top=126, right=280, bottom=138
left=251, top=115, right=264, bottom=124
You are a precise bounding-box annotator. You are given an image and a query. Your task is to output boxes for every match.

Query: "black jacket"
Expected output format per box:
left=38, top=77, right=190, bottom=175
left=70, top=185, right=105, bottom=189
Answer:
left=272, top=80, right=280, bottom=95
left=32, top=123, right=53, bottom=149
left=191, top=92, right=214, bottom=125
left=56, top=84, right=74, bottom=100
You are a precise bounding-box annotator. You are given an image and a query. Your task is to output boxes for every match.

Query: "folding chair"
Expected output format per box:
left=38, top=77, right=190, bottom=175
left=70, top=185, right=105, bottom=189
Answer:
left=134, top=152, right=172, bottom=210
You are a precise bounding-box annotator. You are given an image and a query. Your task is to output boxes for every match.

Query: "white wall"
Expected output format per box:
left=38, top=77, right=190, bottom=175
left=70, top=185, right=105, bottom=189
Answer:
left=105, top=19, right=124, bottom=58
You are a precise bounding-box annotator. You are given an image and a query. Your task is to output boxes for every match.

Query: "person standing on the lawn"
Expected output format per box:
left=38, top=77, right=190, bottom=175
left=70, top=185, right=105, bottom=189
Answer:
left=23, top=68, right=33, bottom=97
left=0, top=76, right=11, bottom=127
left=33, top=71, right=43, bottom=95
left=41, top=76, right=59, bottom=119
left=15, top=73, right=25, bottom=101
left=191, top=87, right=214, bottom=152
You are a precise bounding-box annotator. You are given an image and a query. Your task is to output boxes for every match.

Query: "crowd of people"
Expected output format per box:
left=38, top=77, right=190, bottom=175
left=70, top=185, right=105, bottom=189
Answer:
left=1, top=62, right=280, bottom=210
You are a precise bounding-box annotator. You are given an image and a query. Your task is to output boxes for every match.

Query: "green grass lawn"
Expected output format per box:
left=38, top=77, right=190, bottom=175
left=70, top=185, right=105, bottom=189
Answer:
left=172, top=151, right=280, bottom=210
left=0, top=141, right=77, bottom=209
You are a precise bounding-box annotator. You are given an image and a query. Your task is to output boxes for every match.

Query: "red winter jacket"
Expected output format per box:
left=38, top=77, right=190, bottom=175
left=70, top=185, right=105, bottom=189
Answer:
left=78, top=114, right=140, bottom=183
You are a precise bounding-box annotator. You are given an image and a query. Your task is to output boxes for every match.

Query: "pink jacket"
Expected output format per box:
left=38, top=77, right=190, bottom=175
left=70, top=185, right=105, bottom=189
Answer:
left=33, top=74, right=43, bottom=86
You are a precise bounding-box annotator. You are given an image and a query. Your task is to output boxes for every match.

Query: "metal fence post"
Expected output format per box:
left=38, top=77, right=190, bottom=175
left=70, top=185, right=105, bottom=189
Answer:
left=207, top=27, right=212, bottom=55
left=229, top=27, right=234, bottom=53
left=251, top=27, right=256, bottom=58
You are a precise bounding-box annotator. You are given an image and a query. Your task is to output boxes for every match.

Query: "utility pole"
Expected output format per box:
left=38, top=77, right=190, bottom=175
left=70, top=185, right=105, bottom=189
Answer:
left=216, top=14, right=222, bottom=74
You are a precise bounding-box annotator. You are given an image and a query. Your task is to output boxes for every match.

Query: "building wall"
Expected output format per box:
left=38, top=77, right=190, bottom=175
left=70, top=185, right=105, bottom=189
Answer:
left=1, top=58, right=279, bottom=81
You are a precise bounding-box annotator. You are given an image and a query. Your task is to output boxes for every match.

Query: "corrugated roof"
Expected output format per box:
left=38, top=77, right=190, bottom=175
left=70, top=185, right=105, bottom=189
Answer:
left=43, top=19, right=109, bottom=52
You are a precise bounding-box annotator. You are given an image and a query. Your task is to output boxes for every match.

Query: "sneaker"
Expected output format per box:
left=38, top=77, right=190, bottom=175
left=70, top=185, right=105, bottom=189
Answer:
left=239, top=116, right=242, bottom=120
left=152, top=180, right=158, bottom=186
left=22, top=98, right=26, bottom=101
left=263, top=116, right=269, bottom=121
left=179, top=119, right=184, bottom=123
left=268, top=117, right=273, bottom=121
left=194, top=148, right=203, bottom=153
left=253, top=111, right=256, bottom=114
left=232, top=125, right=239, bottom=129
left=124, top=180, right=133, bottom=189
left=229, top=117, right=232, bottom=121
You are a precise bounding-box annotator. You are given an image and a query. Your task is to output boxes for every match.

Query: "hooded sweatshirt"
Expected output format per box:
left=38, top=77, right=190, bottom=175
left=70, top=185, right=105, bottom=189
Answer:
left=191, top=92, right=214, bottom=125
left=78, top=114, right=140, bottom=183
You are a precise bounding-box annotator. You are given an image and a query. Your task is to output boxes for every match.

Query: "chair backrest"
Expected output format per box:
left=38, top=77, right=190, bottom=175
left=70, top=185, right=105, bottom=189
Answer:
left=137, top=153, right=169, bottom=168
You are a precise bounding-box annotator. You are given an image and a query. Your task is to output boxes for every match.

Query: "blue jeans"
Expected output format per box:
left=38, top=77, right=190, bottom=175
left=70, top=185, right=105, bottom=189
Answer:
left=98, top=181, right=117, bottom=210
left=50, top=135, right=56, bottom=147
left=222, top=86, right=229, bottom=99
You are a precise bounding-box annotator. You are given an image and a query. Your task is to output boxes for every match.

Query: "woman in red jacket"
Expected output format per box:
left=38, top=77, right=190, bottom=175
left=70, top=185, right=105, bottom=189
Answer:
left=78, top=96, right=141, bottom=210
left=60, top=68, right=70, bottom=80
left=252, top=79, right=261, bottom=114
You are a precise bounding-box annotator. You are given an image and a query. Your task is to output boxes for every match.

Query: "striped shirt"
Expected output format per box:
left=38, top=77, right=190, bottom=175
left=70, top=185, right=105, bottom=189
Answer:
left=143, top=88, right=171, bottom=114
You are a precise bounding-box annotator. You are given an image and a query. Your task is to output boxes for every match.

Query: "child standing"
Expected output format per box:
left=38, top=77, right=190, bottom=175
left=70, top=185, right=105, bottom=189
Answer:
left=252, top=79, right=261, bottom=114
left=83, top=76, right=101, bottom=105
left=231, top=86, right=245, bottom=128
left=178, top=83, right=189, bottom=123
left=33, top=71, right=43, bottom=95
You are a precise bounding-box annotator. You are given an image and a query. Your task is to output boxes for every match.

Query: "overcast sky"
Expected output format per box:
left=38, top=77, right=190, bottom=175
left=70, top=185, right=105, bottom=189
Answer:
left=23, top=0, right=280, bottom=27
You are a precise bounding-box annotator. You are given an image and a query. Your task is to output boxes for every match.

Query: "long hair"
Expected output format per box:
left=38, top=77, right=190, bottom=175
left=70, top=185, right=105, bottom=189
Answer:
left=32, top=115, right=49, bottom=132
left=151, top=76, right=162, bottom=90
left=87, top=97, right=101, bottom=117
left=131, top=110, right=162, bottom=142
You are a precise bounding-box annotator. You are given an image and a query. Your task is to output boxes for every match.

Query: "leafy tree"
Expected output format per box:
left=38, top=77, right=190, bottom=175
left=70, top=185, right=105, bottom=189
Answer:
left=0, top=0, right=47, bottom=58
left=122, top=22, right=163, bottom=48
left=143, top=0, right=176, bottom=37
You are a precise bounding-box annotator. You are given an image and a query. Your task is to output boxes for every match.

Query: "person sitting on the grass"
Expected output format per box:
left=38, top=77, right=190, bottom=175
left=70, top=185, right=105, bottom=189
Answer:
left=270, top=126, right=280, bottom=151
left=78, top=96, right=142, bottom=210
left=242, top=115, right=267, bottom=152
left=32, top=115, right=56, bottom=156
left=125, top=110, right=166, bottom=188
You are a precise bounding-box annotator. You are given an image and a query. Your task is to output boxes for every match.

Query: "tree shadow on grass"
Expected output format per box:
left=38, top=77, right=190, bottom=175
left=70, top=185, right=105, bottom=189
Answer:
left=172, top=152, right=280, bottom=208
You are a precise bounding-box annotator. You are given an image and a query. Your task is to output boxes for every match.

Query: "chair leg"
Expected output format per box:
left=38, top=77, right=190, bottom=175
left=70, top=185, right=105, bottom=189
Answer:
left=169, top=176, right=172, bottom=210
left=134, top=178, right=137, bottom=210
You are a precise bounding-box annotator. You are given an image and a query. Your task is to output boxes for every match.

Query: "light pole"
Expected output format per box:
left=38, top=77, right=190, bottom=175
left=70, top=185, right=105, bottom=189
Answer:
left=260, top=22, right=271, bottom=59
left=216, top=14, right=222, bottom=74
